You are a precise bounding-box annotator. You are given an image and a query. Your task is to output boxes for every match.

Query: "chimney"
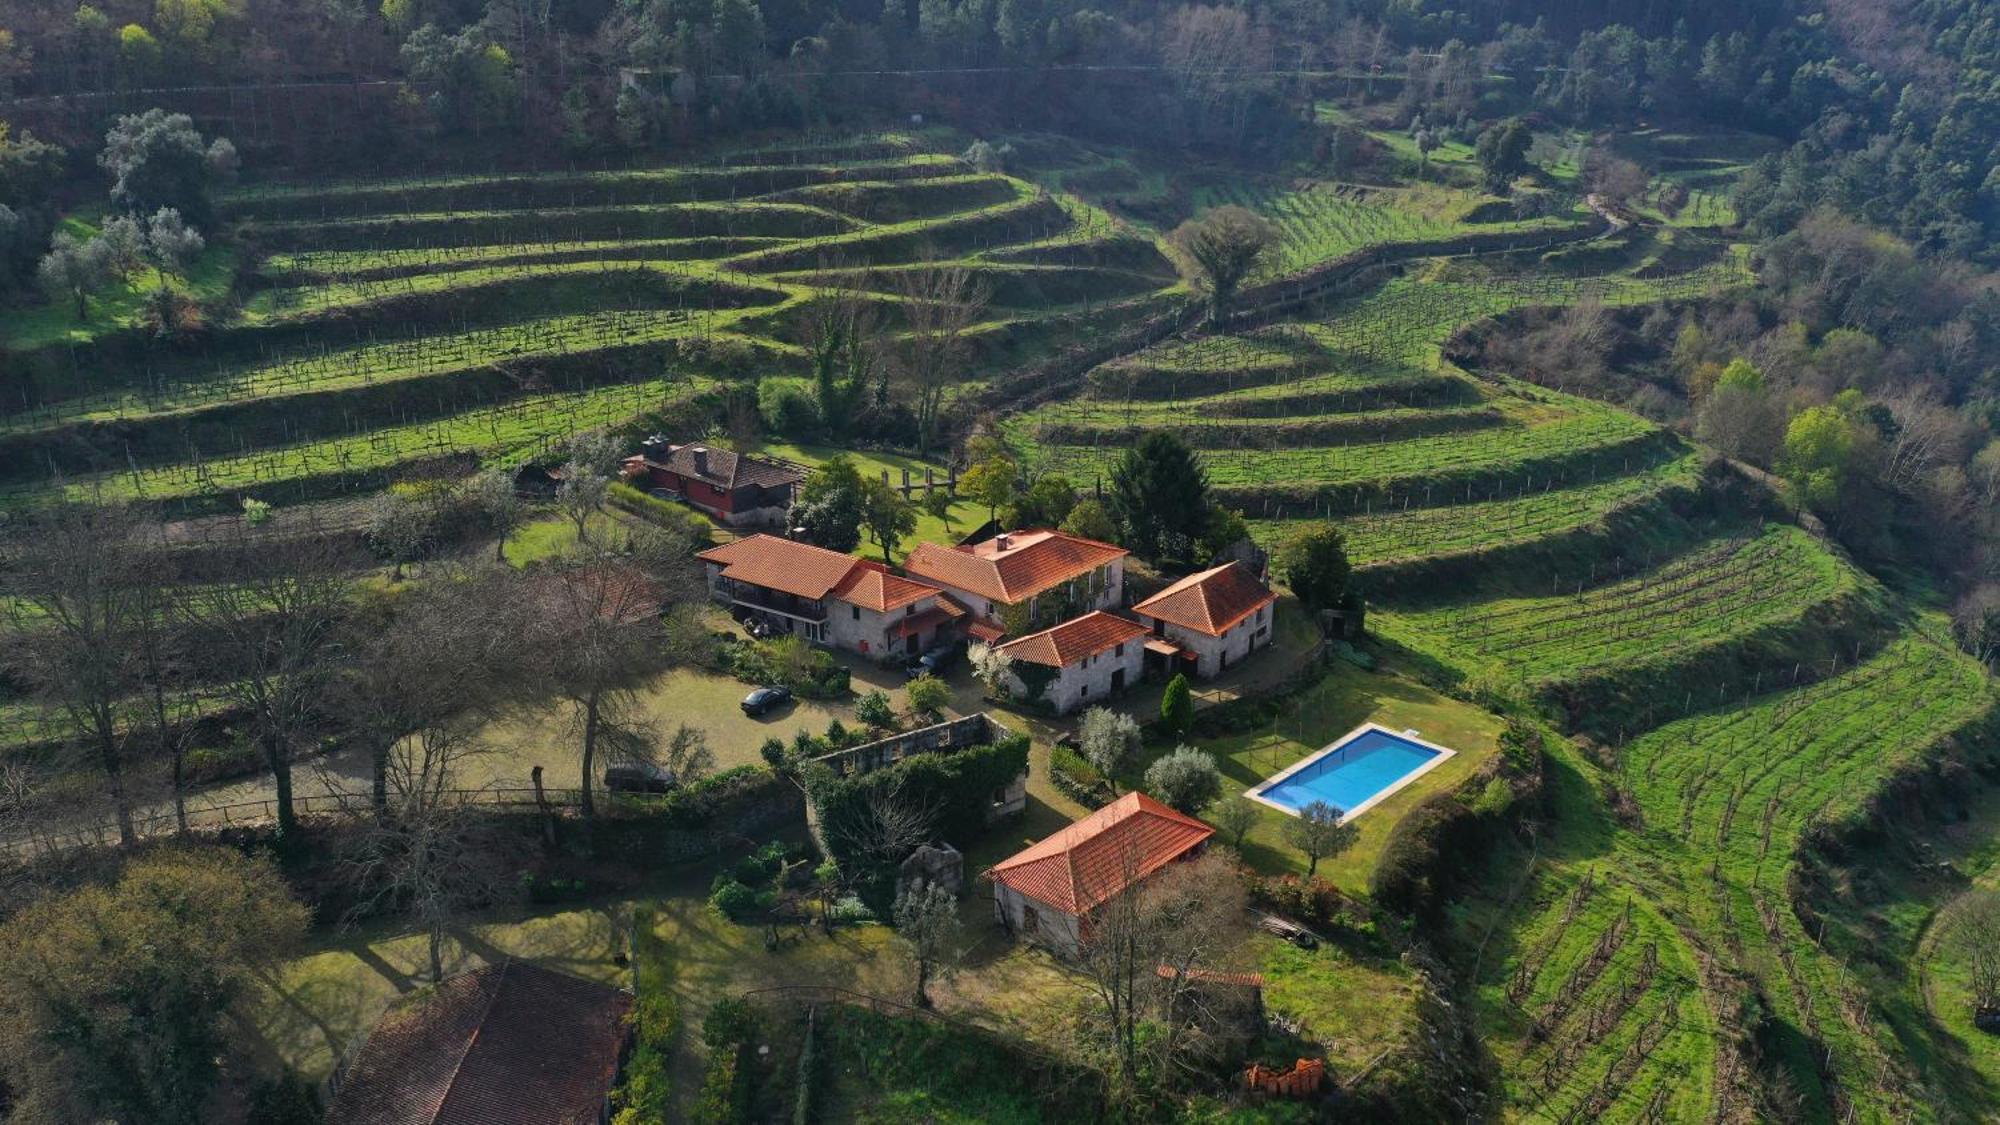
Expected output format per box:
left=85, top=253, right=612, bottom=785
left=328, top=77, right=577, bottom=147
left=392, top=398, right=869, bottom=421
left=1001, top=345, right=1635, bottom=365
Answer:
left=691, top=446, right=709, bottom=477
left=994, top=532, right=1011, bottom=551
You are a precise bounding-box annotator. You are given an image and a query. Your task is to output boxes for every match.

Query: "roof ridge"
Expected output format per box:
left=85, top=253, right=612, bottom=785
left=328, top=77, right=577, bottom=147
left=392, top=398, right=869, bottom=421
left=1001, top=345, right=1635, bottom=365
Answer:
left=427, top=959, right=510, bottom=1125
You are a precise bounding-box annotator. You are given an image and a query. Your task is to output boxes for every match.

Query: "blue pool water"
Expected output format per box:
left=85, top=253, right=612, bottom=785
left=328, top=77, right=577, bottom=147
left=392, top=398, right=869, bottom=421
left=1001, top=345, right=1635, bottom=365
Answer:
left=1253, top=728, right=1444, bottom=818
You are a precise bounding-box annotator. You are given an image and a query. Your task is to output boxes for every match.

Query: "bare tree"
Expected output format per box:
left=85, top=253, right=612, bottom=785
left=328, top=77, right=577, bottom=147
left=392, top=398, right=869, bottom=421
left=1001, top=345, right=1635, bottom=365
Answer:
left=333, top=563, right=528, bottom=813
left=1071, top=847, right=1248, bottom=1085
left=1944, top=888, right=2000, bottom=1023
left=894, top=264, right=988, bottom=451
left=181, top=533, right=352, bottom=845
left=526, top=524, right=705, bottom=827
left=3, top=503, right=151, bottom=846
left=341, top=715, right=511, bottom=982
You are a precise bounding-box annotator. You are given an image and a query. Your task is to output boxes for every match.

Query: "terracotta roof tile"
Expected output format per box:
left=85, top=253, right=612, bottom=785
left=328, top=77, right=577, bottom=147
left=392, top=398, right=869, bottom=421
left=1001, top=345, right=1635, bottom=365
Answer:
left=697, top=534, right=865, bottom=601
left=1132, top=562, right=1276, bottom=638
left=904, top=530, right=1126, bottom=605
left=995, top=610, right=1148, bottom=668
left=326, top=961, right=632, bottom=1125
left=988, top=792, right=1214, bottom=914
left=830, top=560, right=943, bottom=612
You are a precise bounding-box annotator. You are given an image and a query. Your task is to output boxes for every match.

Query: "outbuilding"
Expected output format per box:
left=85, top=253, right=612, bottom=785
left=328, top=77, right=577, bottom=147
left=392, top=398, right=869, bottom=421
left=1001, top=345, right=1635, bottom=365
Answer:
left=1131, top=561, right=1277, bottom=679
left=988, top=792, right=1215, bottom=957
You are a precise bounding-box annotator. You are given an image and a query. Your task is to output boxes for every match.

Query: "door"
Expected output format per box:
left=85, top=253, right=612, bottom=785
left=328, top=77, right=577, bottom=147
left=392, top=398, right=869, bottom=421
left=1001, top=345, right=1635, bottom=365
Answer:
left=1111, top=667, right=1126, bottom=691
left=907, top=632, right=921, bottom=655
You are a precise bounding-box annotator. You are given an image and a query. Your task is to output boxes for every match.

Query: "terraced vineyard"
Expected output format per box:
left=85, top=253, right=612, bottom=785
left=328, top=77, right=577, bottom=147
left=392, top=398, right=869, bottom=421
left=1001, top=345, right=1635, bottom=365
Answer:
left=997, top=189, right=1996, bottom=1119
left=1008, top=260, right=1746, bottom=522
left=1193, top=179, right=1573, bottom=278
left=1379, top=524, right=1866, bottom=685
left=0, top=136, right=1178, bottom=517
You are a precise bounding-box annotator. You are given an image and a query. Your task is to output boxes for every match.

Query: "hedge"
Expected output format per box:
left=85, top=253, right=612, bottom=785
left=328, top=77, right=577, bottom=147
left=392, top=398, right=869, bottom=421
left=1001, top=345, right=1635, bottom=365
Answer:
left=607, top=481, right=717, bottom=541
left=806, top=732, right=1030, bottom=906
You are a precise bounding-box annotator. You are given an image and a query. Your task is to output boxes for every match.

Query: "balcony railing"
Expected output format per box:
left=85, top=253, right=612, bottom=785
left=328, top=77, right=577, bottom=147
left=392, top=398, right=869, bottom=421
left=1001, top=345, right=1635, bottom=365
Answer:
left=722, top=582, right=827, bottom=622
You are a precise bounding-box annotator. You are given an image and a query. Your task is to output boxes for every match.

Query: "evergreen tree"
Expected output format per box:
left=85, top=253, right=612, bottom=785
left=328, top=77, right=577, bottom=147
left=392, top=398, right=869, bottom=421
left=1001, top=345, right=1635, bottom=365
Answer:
left=1107, top=432, right=1211, bottom=562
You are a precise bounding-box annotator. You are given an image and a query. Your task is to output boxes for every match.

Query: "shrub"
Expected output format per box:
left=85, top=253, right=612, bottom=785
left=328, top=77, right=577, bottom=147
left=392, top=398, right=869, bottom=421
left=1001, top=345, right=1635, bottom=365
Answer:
left=906, top=673, right=951, bottom=718
left=708, top=876, right=773, bottom=921
left=722, top=635, right=850, bottom=698
left=613, top=986, right=681, bottom=1124
left=1143, top=744, right=1221, bottom=813
left=758, top=376, right=820, bottom=438
left=856, top=690, right=896, bottom=730
left=1048, top=745, right=1112, bottom=808
left=182, top=741, right=260, bottom=785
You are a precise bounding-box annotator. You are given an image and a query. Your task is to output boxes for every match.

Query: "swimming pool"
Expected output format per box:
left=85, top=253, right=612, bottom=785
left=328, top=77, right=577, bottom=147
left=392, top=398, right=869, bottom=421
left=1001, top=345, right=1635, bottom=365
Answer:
left=1246, top=723, right=1457, bottom=823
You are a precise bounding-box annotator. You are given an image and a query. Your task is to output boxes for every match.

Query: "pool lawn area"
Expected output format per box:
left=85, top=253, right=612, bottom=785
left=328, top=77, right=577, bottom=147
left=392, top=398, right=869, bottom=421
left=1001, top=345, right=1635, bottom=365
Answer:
left=1124, top=656, right=1503, bottom=894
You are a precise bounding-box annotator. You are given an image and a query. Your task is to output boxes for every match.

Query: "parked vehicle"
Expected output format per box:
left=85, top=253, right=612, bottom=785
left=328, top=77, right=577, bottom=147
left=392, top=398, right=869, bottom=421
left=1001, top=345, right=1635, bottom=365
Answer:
left=604, top=762, right=675, bottom=794
left=741, top=685, right=794, bottom=716
left=905, top=638, right=967, bottom=679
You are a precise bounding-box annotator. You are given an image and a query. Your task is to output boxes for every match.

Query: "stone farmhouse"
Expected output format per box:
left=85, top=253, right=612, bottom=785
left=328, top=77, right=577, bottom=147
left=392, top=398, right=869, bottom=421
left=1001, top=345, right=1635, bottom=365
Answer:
left=989, top=791, right=1215, bottom=957
left=903, top=529, right=1127, bottom=643
left=696, top=535, right=965, bottom=659
left=994, top=610, right=1149, bottom=716
left=1131, top=561, right=1279, bottom=680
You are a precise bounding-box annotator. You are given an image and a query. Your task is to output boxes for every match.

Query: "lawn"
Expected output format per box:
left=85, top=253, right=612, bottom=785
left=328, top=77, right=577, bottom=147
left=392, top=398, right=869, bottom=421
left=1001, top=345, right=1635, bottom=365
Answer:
left=756, top=440, right=988, bottom=548
left=0, top=213, right=239, bottom=351
left=1125, top=657, right=1503, bottom=894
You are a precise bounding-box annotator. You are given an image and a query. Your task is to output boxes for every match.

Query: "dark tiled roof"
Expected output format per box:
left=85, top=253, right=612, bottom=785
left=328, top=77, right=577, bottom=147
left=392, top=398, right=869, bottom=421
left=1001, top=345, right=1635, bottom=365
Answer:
left=326, top=961, right=632, bottom=1125
left=989, top=791, right=1213, bottom=914
left=904, top=530, right=1125, bottom=605
left=995, top=610, right=1148, bottom=668
left=1132, top=562, right=1276, bottom=638
left=639, top=444, right=805, bottom=491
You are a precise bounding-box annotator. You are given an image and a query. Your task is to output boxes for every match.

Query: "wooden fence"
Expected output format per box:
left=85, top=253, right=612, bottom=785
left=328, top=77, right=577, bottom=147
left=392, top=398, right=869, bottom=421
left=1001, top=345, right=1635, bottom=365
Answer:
left=1, top=785, right=583, bottom=859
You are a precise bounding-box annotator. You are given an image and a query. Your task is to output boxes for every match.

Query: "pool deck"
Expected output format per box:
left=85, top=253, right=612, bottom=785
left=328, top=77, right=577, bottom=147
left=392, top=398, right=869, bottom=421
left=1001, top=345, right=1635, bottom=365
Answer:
left=1243, top=721, right=1459, bottom=825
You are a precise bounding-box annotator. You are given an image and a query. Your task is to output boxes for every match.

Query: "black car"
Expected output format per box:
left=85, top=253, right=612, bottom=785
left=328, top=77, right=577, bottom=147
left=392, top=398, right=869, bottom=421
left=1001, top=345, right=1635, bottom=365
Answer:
left=905, top=638, right=967, bottom=679
left=604, top=762, right=675, bottom=794
left=741, top=685, right=794, bottom=716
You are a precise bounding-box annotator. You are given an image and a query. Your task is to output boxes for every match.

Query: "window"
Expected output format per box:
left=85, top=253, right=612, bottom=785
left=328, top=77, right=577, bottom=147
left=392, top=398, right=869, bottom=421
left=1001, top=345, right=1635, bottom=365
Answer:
left=851, top=606, right=860, bottom=621
left=906, top=604, right=916, bottom=616
left=1115, top=642, right=1125, bottom=657
left=1021, top=903, right=1040, bottom=935
left=1080, top=682, right=1089, bottom=698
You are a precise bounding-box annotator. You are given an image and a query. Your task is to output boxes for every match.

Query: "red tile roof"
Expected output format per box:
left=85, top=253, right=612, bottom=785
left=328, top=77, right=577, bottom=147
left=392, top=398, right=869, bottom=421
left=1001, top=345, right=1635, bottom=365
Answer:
left=989, top=791, right=1214, bottom=915
left=892, top=602, right=965, bottom=639
left=1155, top=965, right=1267, bottom=988
left=995, top=610, right=1148, bottom=668
left=698, top=534, right=866, bottom=601
left=1132, top=562, right=1277, bottom=638
left=326, top=961, right=632, bottom=1125
left=830, top=560, right=944, bottom=612
left=903, top=530, right=1126, bottom=605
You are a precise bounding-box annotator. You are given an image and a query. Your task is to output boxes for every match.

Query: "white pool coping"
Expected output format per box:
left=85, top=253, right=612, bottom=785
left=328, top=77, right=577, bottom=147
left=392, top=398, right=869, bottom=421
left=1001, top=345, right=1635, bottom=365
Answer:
left=1244, top=721, right=1459, bottom=825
